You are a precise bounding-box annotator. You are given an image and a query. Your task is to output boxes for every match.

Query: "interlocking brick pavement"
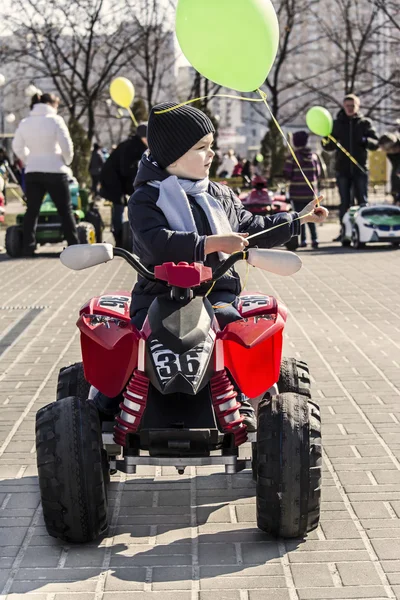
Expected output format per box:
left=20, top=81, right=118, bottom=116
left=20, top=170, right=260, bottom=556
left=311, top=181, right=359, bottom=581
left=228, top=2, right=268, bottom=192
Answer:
left=0, top=223, right=399, bottom=599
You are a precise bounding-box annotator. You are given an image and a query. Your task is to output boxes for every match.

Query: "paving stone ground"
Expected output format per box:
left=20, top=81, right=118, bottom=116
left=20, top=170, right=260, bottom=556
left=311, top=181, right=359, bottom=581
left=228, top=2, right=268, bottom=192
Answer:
left=0, top=221, right=400, bottom=600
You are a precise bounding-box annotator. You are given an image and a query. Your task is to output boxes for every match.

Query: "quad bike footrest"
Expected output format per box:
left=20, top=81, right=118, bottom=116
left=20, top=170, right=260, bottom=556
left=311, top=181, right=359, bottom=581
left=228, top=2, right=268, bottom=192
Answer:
left=114, top=455, right=252, bottom=475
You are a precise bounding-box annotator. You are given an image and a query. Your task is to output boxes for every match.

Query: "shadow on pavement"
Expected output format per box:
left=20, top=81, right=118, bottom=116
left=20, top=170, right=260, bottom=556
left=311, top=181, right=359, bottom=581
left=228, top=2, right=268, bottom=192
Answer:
left=0, top=472, right=304, bottom=593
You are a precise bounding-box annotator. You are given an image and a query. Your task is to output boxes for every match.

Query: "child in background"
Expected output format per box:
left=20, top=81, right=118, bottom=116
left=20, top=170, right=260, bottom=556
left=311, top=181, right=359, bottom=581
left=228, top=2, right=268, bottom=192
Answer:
left=284, top=131, right=321, bottom=248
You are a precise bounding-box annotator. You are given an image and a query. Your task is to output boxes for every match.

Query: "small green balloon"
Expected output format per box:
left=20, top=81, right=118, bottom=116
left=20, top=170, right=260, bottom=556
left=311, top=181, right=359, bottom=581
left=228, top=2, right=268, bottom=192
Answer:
left=176, top=0, right=279, bottom=92
left=306, top=106, right=333, bottom=137
left=256, top=153, right=264, bottom=163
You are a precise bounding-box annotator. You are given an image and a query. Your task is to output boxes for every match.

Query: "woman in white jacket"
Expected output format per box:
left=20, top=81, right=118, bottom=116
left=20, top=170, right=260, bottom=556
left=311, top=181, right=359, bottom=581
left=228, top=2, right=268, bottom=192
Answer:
left=12, top=93, right=78, bottom=255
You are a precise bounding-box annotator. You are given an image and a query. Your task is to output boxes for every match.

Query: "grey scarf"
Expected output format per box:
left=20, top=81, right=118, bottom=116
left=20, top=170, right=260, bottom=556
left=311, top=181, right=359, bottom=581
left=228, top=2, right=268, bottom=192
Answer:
left=149, top=176, right=232, bottom=259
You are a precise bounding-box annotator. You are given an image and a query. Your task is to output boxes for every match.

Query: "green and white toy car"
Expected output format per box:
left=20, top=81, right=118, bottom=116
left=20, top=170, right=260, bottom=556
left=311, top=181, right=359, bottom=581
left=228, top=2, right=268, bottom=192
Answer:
left=341, top=204, right=400, bottom=249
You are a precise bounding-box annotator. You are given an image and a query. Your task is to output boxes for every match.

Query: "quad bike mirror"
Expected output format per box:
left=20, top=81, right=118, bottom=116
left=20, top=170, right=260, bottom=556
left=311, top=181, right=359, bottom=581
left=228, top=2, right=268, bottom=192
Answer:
left=60, top=243, right=114, bottom=271
left=247, top=248, right=302, bottom=276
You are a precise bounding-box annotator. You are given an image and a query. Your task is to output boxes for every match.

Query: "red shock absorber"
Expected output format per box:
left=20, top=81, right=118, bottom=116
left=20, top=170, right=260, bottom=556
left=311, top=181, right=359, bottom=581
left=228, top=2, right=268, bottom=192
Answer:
left=114, top=370, right=149, bottom=446
left=210, top=370, right=247, bottom=446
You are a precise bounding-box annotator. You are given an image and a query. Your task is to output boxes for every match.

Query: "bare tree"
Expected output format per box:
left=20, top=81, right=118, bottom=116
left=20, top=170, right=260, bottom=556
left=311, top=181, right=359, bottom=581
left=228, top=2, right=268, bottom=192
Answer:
left=304, top=0, right=398, bottom=124
left=3, top=0, right=143, bottom=140
left=127, top=0, right=178, bottom=111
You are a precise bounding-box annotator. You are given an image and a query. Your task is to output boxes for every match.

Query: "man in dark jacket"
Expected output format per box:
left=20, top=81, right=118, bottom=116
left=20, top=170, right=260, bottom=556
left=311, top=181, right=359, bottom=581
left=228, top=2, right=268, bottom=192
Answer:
left=323, top=94, right=379, bottom=240
left=100, top=123, right=147, bottom=245
left=89, top=143, right=105, bottom=195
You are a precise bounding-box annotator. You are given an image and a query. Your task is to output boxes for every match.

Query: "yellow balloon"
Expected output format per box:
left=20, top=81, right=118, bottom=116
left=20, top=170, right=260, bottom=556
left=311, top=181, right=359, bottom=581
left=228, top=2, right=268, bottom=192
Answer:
left=109, top=77, right=135, bottom=109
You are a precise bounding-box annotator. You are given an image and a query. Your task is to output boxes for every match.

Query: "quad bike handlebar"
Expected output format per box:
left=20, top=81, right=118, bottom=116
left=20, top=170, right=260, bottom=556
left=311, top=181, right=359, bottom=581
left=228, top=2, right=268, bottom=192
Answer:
left=60, top=243, right=302, bottom=280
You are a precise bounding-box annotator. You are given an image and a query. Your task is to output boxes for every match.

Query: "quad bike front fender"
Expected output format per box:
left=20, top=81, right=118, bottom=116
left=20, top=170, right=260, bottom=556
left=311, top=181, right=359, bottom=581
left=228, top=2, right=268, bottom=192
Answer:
left=218, top=306, right=286, bottom=398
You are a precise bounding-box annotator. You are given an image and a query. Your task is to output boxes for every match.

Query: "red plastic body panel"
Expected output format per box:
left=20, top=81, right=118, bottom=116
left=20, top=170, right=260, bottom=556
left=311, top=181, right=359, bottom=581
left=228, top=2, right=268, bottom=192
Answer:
left=220, top=295, right=287, bottom=398
left=154, top=262, right=213, bottom=288
left=78, top=292, right=140, bottom=397
left=79, top=292, right=132, bottom=321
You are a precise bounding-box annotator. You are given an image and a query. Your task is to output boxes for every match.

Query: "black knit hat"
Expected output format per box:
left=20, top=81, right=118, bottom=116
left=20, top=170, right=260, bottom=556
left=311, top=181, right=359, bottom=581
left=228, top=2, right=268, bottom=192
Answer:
left=148, top=102, right=215, bottom=169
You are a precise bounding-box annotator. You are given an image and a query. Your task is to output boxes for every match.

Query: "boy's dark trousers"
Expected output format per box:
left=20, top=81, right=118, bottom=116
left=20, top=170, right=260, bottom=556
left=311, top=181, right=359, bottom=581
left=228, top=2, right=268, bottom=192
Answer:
left=291, top=199, right=317, bottom=243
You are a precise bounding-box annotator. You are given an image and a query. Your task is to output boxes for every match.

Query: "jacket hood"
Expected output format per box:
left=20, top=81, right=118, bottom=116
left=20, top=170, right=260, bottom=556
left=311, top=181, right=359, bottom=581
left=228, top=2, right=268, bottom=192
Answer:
left=30, top=104, right=57, bottom=117
left=134, top=150, right=173, bottom=189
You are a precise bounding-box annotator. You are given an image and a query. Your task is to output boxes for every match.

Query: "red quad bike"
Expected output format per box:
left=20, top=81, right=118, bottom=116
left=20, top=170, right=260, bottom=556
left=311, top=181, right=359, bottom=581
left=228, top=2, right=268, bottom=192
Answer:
left=36, top=243, right=321, bottom=544
left=240, top=176, right=298, bottom=252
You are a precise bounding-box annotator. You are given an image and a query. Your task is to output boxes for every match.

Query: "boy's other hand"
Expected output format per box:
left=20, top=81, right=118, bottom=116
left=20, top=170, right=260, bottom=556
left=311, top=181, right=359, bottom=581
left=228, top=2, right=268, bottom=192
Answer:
left=205, top=232, right=249, bottom=256
left=298, top=197, right=329, bottom=224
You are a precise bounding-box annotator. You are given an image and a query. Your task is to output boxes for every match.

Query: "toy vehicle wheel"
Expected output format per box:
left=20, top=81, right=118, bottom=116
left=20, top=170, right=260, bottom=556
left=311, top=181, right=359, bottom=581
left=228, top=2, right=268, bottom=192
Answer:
left=120, top=220, right=133, bottom=251
left=77, top=221, right=96, bottom=245
left=57, top=362, right=90, bottom=401
left=256, top=393, right=321, bottom=538
left=36, top=396, right=108, bottom=543
left=285, top=236, right=299, bottom=251
left=351, top=225, right=365, bottom=249
left=5, top=225, right=23, bottom=257
left=251, top=442, right=257, bottom=481
left=85, top=205, right=104, bottom=243
left=340, top=224, right=351, bottom=247
left=278, top=357, right=311, bottom=397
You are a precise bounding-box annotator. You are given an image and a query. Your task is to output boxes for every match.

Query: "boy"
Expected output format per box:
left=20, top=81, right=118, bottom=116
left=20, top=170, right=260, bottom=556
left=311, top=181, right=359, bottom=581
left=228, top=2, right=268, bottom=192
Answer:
left=95, top=103, right=328, bottom=427
left=284, top=130, right=321, bottom=248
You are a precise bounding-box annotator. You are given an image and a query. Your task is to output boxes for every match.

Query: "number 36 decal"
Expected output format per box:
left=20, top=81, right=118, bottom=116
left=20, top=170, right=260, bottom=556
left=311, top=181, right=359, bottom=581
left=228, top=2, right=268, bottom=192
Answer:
left=149, top=337, right=213, bottom=384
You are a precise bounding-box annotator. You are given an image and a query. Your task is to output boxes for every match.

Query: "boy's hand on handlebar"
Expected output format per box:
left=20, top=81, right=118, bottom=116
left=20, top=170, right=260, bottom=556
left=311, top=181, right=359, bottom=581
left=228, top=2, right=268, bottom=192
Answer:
left=299, top=196, right=329, bottom=224
left=205, top=233, right=249, bottom=256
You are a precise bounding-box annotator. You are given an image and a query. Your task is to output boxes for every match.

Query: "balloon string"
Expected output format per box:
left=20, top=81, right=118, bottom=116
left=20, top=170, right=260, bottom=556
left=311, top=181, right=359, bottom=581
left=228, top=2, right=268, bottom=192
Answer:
left=256, top=89, right=320, bottom=206
left=326, top=135, right=368, bottom=175
left=246, top=210, right=314, bottom=241
left=153, top=94, right=265, bottom=114
left=127, top=106, right=138, bottom=127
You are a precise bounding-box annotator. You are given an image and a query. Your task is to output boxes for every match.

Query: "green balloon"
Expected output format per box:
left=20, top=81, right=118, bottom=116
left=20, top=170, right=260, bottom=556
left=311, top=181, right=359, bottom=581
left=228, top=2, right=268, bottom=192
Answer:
left=256, top=153, right=264, bottom=162
left=176, top=0, right=279, bottom=92
left=306, top=106, right=333, bottom=137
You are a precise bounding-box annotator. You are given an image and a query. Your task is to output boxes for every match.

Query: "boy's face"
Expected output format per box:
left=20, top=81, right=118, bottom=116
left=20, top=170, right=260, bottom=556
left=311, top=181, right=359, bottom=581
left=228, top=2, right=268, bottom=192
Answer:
left=167, top=133, right=215, bottom=180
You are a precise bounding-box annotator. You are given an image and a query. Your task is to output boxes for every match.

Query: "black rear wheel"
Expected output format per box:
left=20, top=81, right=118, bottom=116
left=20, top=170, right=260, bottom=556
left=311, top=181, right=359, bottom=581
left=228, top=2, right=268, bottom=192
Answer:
left=77, top=221, right=96, bottom=244
left=36, top=397, right=108, bottom=543
left=57, top=362, right=90, bottom=401
left=5, top=225, right=23, bottom=257
left=256, top=392, right=321, bottom=538
left=341, top=224, right=351, bottom=247
left=278, top=357, right=311, bottom=397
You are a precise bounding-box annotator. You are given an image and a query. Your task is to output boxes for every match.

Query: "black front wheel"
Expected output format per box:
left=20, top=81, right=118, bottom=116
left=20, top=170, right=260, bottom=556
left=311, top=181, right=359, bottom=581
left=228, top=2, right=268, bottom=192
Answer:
left=36, top=397, right=108, bottom=543
left=256, top=393, right=321, bottom=538
left=352, top=225, right=365, bottom=249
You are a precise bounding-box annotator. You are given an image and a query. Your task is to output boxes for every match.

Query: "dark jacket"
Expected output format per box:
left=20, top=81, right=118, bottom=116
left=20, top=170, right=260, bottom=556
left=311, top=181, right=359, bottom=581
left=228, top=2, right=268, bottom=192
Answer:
left=89, top=149, right=105, bottom=176
left=284, top=147, right=321, bottom=203
left=100, top=135, right=147, bottom=204
left=127, top=153, right=301, bottom=314
left=323, top=109, right=379, bottom=175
